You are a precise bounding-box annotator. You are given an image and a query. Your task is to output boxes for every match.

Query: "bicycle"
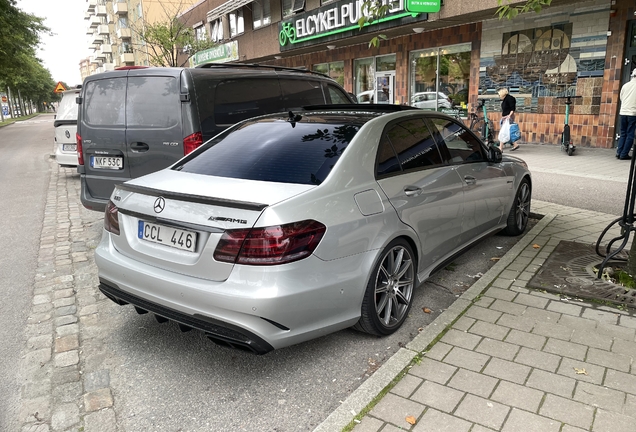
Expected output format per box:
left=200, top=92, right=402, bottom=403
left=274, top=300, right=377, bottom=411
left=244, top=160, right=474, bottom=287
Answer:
left=556, top=95, right=582, bottom=156
left=469, top=99, right=495, bottom=147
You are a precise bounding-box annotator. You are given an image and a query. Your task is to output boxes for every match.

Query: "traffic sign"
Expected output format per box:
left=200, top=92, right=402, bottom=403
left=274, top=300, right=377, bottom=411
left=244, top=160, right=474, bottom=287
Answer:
left=54, top=82, right=67, bottom=93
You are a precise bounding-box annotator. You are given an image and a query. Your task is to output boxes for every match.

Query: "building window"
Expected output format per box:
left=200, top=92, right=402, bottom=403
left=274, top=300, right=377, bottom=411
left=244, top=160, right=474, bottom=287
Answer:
left=117, top=17, right=128, bottom=30
left=253, top=0, right=271, bottom=29
left=409, top=43, right=471, bottom=113
left=195, top=25, right=206, bottom=41
left=354, top=57, right=374, bottom=102
left=313, top=61, right=344, bottom=87
left=229, top=9, right=244, bottom=37
left=210, top=18, right=223, bottom=42
left=282, top=0, right=293, bottom=18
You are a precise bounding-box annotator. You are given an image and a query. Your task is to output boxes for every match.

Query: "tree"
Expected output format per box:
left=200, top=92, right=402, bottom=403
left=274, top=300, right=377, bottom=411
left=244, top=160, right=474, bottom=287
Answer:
left=496, top=0, right=552, bottom=20
left=130, top=1, right=217, bottom=67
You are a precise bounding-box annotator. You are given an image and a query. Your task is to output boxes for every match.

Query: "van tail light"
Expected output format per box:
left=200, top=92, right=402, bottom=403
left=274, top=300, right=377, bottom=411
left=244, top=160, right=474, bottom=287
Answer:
left=214, top=220, right=326, bottom=265
left=184, top=131, right=203, bottom=155
left=76, top=133, right=84, bottom=165
left=104, top=201, right=120, bottom=235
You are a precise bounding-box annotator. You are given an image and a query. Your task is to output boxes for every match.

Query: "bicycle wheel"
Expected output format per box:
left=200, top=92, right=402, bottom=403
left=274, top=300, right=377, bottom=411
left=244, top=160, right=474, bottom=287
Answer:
left=470, top=118, right=486, bottom=140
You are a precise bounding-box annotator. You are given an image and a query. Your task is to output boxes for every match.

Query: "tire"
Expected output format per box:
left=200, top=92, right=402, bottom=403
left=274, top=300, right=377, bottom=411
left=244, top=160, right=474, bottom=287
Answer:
left=354, top=239, right=416, bottom=336
left=567, top=145, right=574, bottom=156
left=563, top=124, right=570, bottom=144
left=502, top=178, right=531, bottom=236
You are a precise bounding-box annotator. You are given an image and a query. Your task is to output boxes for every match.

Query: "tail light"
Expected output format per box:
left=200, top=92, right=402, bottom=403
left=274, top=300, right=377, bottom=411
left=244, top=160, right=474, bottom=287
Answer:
left=184, top=131, right=203, bottom=155
left=76, top=132, right=84, bottom=165
left=214, top=220, right=326, bottom=265
left=104, top=201, right=120, bottom=235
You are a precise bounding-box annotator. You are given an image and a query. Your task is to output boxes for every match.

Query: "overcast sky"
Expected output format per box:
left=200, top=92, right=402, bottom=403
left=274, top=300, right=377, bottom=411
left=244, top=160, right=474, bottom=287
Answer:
left=18, top=0, right=89, bottom=87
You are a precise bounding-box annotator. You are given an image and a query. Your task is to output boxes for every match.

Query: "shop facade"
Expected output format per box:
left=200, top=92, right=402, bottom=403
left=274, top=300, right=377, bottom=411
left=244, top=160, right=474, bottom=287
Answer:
left=181, top=0, right=636, bottom=148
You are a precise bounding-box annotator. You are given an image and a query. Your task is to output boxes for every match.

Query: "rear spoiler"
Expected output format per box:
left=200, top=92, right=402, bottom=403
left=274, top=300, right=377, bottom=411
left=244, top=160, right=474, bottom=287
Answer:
left=53, top=119, right=78, bottom=127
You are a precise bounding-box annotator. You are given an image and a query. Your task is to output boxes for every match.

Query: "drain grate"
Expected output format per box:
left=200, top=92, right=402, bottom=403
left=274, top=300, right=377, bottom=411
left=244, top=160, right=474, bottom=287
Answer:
left=527, top=240, right=636, bottom=308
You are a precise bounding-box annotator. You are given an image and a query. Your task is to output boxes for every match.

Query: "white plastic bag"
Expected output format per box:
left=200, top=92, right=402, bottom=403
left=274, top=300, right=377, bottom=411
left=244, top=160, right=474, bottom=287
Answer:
left=498, top=119, right=510, bottom=143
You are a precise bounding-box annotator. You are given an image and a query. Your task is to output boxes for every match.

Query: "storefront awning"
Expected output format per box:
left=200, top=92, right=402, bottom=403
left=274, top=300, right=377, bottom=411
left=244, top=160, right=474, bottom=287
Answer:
left=207, top=0, right=254, bottom=22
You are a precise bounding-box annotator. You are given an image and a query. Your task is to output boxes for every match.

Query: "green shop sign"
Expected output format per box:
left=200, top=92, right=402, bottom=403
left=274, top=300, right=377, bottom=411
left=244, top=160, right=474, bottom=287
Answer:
left=190, top=41, right=239, bottom=67
left=405, top=0, right=440, bottom=13
left=278, top=0, right=425, bottom=50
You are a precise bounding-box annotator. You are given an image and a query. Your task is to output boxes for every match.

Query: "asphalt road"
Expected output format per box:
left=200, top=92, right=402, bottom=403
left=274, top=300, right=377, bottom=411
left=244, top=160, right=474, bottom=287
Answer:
left=0, top=115, right=54, bottom=431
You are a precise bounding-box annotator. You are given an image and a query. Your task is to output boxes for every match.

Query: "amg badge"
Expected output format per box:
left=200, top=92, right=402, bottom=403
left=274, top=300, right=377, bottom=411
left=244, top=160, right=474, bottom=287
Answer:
left=208, top=216, right=247, bottom=224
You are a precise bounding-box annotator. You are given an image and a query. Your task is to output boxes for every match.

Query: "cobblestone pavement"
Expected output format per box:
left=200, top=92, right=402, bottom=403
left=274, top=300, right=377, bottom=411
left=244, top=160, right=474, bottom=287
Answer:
left=316, top=202, right=636, bottom=432
left=19, top=162, right=112, bottom=432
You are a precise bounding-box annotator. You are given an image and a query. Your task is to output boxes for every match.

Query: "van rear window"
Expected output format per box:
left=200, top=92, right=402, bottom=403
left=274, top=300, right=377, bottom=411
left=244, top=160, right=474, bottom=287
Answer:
left=213, top=79, right=282, bottom=126
left=126, top=76, right=179, bottom=128
left=84, top=78, right=126, bottom=126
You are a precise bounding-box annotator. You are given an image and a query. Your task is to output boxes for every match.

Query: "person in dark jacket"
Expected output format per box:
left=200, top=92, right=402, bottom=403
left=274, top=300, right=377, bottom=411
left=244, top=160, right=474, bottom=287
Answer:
left=498, top=88, right=518, bottom=151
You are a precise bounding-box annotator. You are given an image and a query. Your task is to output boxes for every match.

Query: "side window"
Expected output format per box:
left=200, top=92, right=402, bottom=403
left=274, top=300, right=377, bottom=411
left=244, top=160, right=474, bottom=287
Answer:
left=84, top=77, right=126, bottom=126
left=126, top=76, right=179, bottom=128
left=428, top=117, right=485, bottom=164
left=325, top=84, right=351, bottom=104
left=214, top=78, right=282, bottom=125
left=280, top=79, right=325, bottom=107
left=386, top=118, right=444, bottom=171
left=376, top=134, right=401, bottom=176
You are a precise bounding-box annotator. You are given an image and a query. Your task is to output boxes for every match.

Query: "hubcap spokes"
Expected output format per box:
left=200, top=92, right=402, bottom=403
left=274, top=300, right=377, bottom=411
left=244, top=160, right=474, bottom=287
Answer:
left=515, top=183, right=530, bottom=229
left=375, top=246, right=414, bottom=328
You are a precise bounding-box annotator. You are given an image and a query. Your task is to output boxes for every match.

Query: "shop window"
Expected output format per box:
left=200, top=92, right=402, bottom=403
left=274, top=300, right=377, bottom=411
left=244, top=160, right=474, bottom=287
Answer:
left=410, top=43, right=471, bottom=115
left=313, top=62, right=344, bottom=87
left=229, top=9, right=244, bottom=37
left=253, top=0, right=271, bottom=29
left=210, top=19, right=223, bottom=42
left=354, top=57, right=374, bottom=102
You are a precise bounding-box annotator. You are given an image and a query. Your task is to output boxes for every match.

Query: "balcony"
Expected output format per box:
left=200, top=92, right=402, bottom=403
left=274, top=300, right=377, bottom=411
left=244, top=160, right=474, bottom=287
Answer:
left=120, top=53, right=135, bottom=64
left=95, top=49, right=106, bottom=60
left=97, top=24, right=109, bottom=35
left=90, top=55, right=100, bottom=64
left=101, top=44, right=113, bottom=54
left=86, top=25, right=94, bottom=35
left=117, top=28, right=132, bottom=39
left=114, top=2, right=128, bottom=15
left=91, top=31, right=104, bottom=44
left=89, top=16, right=100, bottom=28
left=95, top=5, right=107, bottom=16
left=103, top=63, right=115, bottom=72
left=86, top=0, right=96, bottom=13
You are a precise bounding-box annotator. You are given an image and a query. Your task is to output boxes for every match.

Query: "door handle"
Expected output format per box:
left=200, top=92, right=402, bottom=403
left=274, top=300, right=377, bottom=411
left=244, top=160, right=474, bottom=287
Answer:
left=404, top=185, right=422, bottom=197
left=464, top=176, right=477, bottom=185
left=130, top=142, right=150, bottom=152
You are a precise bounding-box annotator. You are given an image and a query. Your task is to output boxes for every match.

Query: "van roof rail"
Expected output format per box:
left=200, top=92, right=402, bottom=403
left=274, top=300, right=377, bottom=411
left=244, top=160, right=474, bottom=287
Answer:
left=194, top=62, right=328, bottom=77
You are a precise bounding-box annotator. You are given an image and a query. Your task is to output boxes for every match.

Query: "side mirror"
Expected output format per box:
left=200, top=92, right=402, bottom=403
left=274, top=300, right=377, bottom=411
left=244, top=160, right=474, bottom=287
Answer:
left=348, top=92, right=358, bottom=103
left=487, top=146, right=502, bottom=163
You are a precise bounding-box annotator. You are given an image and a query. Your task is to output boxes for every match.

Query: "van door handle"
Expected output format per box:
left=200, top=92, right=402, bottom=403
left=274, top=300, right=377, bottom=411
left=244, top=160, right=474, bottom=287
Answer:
left=130, top=142, right=150, bottom=152
left=464, top=176, right=477, bottom=185
left=404, top=185, right=422, bottom=197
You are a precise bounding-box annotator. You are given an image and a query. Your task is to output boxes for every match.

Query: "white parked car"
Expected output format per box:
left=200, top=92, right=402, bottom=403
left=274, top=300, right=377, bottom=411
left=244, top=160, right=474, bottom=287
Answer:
left=54, top=88, right=81, bottom=167
left=411, top=92, right=452, bottom=110
left=95, top=105, right=531, bottom=354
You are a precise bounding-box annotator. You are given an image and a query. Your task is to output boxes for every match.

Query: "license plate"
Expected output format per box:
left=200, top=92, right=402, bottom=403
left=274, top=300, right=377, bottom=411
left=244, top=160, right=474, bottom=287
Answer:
left=91, top=156, right=123, bottom=169
left=62, top=144, right=77, bottom=152
left=138, top=220, right=197, bottom=252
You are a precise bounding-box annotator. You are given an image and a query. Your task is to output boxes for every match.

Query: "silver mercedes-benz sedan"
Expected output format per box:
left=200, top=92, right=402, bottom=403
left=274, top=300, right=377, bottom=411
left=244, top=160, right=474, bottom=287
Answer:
left=95, top=105, right=531, bottom=354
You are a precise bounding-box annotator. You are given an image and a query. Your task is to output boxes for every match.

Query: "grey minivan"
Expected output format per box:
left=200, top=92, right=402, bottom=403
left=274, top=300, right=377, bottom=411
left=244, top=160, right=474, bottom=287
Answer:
left=76, top=64, right=355, bottom=211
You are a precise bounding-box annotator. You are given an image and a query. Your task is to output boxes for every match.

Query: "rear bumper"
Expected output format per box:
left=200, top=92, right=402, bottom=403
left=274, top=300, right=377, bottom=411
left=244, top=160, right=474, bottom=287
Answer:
left=54, top=146, right=78, bottom=167
left=80, top=175, right=110, bottom=212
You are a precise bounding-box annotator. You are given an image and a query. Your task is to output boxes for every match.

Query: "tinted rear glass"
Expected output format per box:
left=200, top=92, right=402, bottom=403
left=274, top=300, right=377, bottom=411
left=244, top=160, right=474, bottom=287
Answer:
left=175, top=118, right=361, bottom=185
left=126, top=76, right=179, bottom=128
left=84, top=78, right=126, bottom=126
left=280, top=79, right=326, bottom=107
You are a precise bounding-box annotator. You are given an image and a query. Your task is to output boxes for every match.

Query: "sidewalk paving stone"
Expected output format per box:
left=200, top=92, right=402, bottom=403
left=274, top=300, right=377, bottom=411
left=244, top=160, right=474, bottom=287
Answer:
left=454, top=394, right=509, bottom=429
left=501, top=408, right=561, bottom=432
left=447, top=368, right=498, bottom=398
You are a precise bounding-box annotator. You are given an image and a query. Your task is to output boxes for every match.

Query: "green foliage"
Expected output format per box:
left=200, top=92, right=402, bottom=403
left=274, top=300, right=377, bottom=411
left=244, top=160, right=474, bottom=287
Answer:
left=357, top=0, right=395, bottom=47
left=496, top=0, right=552, bottom=20
left=131, top=2, right=218, bottom=67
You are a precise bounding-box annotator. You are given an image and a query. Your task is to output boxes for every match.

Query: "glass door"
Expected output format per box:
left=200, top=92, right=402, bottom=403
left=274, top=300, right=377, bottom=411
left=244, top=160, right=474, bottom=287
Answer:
left=375, top=73, right=395, bottom=104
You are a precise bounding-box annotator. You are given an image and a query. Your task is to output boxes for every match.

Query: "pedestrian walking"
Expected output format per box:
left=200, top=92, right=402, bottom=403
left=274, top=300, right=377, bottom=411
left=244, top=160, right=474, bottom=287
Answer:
left=498, top=88, right=519, bottom=152
left=616, top=69, right=636, bottom=160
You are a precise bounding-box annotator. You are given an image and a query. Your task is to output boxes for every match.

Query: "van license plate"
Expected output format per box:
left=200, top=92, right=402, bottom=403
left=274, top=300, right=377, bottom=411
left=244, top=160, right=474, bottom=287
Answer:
left=91, top=156, right=123, bottom=169
left=138, top=221, right=197, bottom=252
left=62, top=144, right=77, bottom=152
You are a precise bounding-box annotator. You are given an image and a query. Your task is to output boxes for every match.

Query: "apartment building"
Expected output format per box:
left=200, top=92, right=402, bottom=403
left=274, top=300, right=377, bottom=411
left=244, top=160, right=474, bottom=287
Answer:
left=84, top=0, right=199, bottom=74
left=179, top=0, right=635, bottom=148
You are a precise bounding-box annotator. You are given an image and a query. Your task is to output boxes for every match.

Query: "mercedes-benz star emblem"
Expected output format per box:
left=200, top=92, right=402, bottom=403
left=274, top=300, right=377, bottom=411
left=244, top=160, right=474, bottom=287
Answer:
left=154, top=197, right=165, bottom=213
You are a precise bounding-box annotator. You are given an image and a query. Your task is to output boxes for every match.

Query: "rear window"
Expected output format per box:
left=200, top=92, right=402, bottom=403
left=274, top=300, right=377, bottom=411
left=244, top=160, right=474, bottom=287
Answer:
left=280, top=79, right=326, bottom=107
left=214, top=78, right=282, bottom=126
left=175, top=118, right=360, bottom=185
left=83, top=77, right=126, bottom=126
left=126, top=76, right=179, bottom=128
left=56, top=92, right=79, bottom=121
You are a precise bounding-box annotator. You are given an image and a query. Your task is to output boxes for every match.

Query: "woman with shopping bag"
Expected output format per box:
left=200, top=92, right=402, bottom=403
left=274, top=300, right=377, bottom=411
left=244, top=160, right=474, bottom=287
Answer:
left=498, top=88, right=519, bottom=151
